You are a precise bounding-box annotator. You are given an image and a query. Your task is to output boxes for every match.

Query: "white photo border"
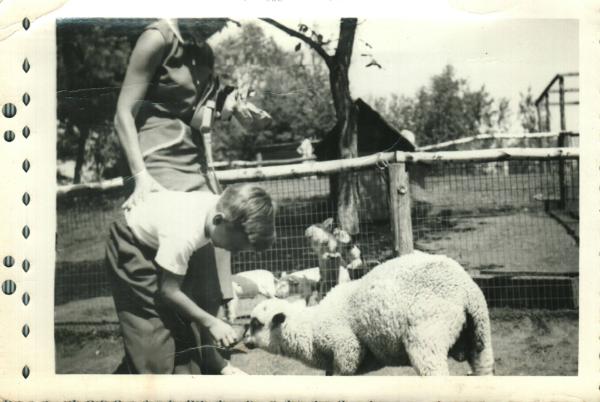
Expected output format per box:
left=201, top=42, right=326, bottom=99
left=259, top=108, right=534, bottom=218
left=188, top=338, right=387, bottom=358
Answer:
left=0, top=0, right=598, bottom=400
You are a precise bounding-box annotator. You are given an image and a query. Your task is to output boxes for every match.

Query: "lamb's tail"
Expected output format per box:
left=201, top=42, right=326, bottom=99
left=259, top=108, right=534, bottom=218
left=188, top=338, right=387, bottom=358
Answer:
left=464, top=284, right=495, bottom=375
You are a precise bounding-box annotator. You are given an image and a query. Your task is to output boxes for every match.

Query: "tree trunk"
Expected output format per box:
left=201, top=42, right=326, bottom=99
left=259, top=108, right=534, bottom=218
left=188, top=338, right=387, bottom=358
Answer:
left=73, top=123, right=90, bottom=184
left=329, top=64, right=360, bottom=234
left=259, top=17, right=360, bottom=234
left=330, top=18, right=360, bottom=235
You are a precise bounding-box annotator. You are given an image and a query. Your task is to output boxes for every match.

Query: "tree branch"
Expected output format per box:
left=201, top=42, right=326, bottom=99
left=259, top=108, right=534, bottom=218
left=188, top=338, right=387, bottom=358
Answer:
left=260, top=18, right=333, bottom=66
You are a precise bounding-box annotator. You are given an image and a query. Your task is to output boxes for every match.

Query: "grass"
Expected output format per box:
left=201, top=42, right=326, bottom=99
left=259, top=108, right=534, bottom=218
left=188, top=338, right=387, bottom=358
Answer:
left=55, top=295, right=578, bottom=376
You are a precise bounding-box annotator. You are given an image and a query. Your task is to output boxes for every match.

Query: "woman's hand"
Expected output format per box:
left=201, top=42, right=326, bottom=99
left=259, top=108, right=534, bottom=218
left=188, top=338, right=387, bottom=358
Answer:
left=122, top=169, right=166, bottom=210
left=207, top=318, right=238, bottom=348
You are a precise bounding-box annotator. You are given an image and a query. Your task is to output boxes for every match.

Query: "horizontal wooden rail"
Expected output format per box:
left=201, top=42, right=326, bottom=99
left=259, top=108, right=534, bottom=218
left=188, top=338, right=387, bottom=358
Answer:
left=216, top=152, right=396, bottom=182
left=549, top=101, right=579, bottom=106
left=57, top=147, right=579, bottom=193
left=217, top=156, right=316, bottom=169
left=417, top=132, right=563, bottom=151
left=549, top=88, right=579, bottom=93
left=396, top=147, right=579, bottom=163
left=57, top=177, right=125, bottom=195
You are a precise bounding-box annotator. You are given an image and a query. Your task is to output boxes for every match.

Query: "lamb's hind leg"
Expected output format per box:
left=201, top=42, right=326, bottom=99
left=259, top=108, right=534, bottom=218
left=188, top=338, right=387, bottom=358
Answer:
left=468, top=340, right=494, bottom=375
left=403, top=324, right=450, bottom=376
left=332, top=334, right=365, bottom=375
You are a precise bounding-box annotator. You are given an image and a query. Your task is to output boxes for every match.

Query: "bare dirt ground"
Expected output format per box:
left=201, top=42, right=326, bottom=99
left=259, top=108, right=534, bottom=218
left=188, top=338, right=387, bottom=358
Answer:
left=55, top=296, right=578, bottom=376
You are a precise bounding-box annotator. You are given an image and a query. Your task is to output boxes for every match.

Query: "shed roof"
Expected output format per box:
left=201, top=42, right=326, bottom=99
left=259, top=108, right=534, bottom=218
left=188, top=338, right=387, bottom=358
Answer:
left=314, top=98, right=416, bottom=160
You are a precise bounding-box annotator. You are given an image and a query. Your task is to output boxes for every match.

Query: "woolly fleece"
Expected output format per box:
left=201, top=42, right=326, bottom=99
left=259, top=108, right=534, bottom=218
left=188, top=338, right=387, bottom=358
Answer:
left=244, top=252, right=494, bottom=376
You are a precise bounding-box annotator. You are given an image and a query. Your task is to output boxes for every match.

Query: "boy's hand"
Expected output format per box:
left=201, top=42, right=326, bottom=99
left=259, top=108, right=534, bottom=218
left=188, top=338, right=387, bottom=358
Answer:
left=207, top=318, right=238, bottom=348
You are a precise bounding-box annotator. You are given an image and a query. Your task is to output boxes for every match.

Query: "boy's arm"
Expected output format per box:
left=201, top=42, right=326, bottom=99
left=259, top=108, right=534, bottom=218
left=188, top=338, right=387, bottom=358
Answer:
left=157, top=267, right=238, bottom=347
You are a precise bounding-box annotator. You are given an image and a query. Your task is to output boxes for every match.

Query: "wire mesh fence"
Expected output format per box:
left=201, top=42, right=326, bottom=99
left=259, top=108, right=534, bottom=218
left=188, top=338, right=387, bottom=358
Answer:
left=55, top=151, right=579, bottom=328
left=411, top=158, right=578, bottom=309
left=55, top=170, right=393, bottom=306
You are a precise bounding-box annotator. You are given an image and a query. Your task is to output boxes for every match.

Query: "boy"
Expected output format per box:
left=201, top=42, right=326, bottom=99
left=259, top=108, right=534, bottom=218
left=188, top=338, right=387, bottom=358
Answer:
left=106, top=183, right=275, bottom=374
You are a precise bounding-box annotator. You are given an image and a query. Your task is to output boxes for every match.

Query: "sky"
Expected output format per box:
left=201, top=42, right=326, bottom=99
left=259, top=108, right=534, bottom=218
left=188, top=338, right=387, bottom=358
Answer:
left=210, top=18, right=579, bottom=133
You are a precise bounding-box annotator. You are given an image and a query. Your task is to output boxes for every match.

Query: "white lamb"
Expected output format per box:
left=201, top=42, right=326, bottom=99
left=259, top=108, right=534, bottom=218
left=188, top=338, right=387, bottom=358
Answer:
left=303, top=218, right=361, bottom=302
left=243, top=251, right=494, bottom=376
left=225, top=270, right=279, bottom=322
left=279, top=266, right=350, bottom=305
left=232, top=269, right=277, bottom=298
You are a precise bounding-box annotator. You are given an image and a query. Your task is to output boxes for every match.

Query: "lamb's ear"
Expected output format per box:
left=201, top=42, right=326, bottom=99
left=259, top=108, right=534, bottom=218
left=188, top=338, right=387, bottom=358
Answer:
left=349, top=245, right=361, bottom=258
left=322, top=218, right=335, bottom=232
left=305, top=225, right=316, bottom=238
left=271, top=312, right=286, bottom=328
left=333, top=228, right=351, bottom=244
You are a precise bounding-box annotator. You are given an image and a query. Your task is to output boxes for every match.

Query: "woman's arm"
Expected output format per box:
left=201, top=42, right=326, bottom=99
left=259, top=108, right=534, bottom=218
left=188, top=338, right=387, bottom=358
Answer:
left=158, top=267, right=238, bottom=347
left=114, top=29, right=167, bottom=209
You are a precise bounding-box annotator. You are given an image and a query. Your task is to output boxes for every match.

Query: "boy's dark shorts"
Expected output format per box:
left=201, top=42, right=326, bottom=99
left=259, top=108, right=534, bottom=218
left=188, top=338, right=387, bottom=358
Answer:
left=106, top=217, right=229, bottom=374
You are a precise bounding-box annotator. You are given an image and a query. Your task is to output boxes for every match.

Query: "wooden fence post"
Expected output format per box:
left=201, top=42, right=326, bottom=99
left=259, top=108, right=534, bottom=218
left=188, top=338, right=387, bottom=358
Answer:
left=389, top=162, right=414, bottom=255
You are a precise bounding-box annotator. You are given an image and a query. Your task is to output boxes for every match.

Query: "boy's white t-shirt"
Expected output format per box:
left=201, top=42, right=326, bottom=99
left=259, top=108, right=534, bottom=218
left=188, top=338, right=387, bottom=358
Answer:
left=124, top=190, right=220, bottom=276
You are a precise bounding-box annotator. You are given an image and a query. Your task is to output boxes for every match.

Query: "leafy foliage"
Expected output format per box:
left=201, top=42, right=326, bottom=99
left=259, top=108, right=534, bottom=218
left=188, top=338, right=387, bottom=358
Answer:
left=57, top=19, right=147, bottom=181
left=211, top=23, right=334, bottom=160
left=518, top=87, right=539, bottom=133
left=371, top=65, right=513, bottom=146
left=57, top=20, right=335, bottom=179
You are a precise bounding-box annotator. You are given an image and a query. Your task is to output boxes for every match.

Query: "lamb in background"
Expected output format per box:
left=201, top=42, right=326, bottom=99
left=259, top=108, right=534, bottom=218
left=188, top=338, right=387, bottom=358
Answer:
left=305, top=218, right=364, bottom=300
left=224, top=218, right=367, bottom=319
left=279, top=265, right=350, bottom=306
left=232, top=269, right=277, bottom=298
left=225, top=269, right=282, bottom=322
left=243, top=251, right=494, bottom=376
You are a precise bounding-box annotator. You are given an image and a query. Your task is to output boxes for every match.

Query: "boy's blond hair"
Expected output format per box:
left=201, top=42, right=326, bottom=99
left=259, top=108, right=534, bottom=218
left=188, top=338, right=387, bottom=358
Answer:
left=216, top=183, right=275, bottom=251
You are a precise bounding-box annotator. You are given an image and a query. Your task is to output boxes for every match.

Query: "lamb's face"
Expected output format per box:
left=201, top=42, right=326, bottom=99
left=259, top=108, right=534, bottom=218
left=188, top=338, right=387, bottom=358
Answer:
left=243, top=299, right=289, bottom=353
left=305, top=219, right=361, bottom=268
left=274, top=279, right=290, bottom=298
left=305, top=225, right=338, bottom=257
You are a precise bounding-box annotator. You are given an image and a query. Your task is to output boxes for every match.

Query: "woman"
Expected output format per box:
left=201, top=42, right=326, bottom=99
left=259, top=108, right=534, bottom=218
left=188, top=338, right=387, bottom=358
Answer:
left=110, top=18, right=270, bottom=374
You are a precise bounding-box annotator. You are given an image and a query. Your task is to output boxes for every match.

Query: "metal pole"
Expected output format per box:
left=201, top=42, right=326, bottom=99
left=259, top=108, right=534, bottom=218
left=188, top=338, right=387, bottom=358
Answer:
left=559, top=75, right=566, bottom=131
left=558, top=132, right=566, bottom=209
left=544, top=94, right=551, bottom=132
left=199, top=100, right=223, bottom=194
